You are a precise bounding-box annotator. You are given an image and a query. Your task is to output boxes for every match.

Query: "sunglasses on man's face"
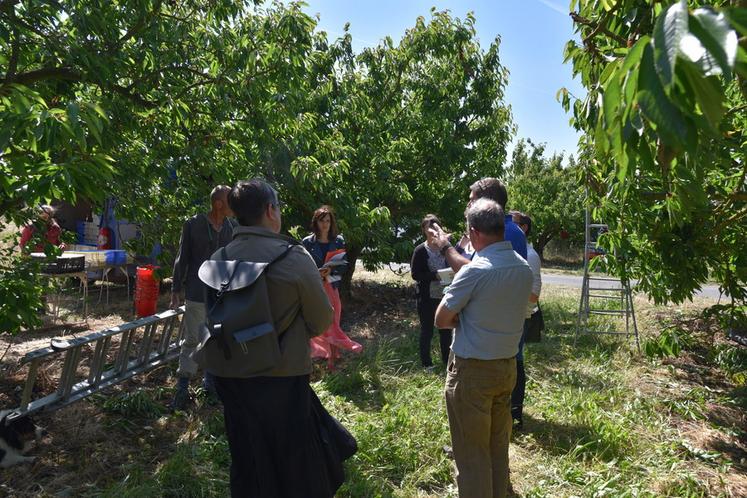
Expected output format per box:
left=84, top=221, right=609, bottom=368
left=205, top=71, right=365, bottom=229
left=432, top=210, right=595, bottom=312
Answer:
left=270, top=190, right=283, bottom=209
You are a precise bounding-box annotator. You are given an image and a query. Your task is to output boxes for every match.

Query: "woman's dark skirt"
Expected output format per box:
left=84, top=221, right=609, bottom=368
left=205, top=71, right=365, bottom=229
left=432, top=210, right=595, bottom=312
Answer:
left=214, top=374, right=339, bottom=498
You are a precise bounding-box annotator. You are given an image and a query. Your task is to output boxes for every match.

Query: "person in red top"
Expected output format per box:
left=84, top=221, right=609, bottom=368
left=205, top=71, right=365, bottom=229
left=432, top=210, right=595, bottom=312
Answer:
left=20, top=205, right=65, bottom=253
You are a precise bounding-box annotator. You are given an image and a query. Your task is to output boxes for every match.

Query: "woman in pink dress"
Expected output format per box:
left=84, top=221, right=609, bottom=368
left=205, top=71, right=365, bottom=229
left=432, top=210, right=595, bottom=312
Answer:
left=302, top=206, right=362, bottom=370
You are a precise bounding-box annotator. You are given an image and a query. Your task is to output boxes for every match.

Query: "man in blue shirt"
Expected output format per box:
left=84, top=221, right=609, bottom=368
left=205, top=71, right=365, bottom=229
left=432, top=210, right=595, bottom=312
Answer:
left=435, top=199, right=532, bottom=498
left=428, top=177, right=527, bottom=269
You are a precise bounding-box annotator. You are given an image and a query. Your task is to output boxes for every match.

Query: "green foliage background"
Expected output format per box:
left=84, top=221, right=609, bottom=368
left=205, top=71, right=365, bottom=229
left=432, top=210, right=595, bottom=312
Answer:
left=506, top=138, right=585, bottom=258
left=561, top=0, right=747, bottom=312
left=0, top=1, right=513, bottom=332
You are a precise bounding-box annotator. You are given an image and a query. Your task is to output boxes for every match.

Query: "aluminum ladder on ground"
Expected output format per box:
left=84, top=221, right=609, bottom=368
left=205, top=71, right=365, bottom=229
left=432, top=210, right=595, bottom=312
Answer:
left=5, top=307, right=185, bottom=422
left=575, top=213, right=640, bottom=351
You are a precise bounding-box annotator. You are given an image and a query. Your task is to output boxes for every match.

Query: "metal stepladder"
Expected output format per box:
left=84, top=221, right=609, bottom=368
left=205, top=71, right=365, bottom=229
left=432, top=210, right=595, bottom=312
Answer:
left=5, top=307, right=185, bottom=422
left=575, top=207, right=640, bottom=351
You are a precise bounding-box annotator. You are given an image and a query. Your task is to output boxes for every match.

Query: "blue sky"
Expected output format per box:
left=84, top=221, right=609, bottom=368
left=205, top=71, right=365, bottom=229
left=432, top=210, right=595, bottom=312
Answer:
left=302, top=0, right=585, bottom=160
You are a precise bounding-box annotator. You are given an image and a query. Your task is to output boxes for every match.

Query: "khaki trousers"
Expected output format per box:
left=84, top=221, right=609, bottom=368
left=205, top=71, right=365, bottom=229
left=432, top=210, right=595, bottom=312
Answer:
left=176, top=299, right=206, bottom=378
left=445, top=354, right=517, bottom=498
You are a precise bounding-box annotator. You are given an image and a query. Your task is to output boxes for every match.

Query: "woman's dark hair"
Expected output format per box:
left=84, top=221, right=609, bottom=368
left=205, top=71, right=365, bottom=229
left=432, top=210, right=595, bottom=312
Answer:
left=518, top=213, right=532, bottom=235
left=228, top=179, right=279, bottom=226
left=311, top=205, right=338, bottom=239
left=420, top=214, right=441, bottom=235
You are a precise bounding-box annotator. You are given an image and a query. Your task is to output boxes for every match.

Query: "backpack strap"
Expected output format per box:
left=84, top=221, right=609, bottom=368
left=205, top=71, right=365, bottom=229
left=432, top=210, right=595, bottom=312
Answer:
left=266, top=244, right=296, bottom=270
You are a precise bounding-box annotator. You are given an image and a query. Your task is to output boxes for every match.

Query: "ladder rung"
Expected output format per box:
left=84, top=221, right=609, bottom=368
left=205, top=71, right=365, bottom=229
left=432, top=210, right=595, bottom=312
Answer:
left=137, top=323, right=156, bottom=364
left=94, top=336, right=112, bottom=385
left=588, top=294, right=622, bottom=299
left=586, top=277, right=622, bottom=282
left=87, top=338, right=106, bottom=384
left=580, top=331, right=635, bottom=335
left=589, top=310, right=626, bottom=315
left=589, top=224, right=607, bottom=228
left=588, top=287, right=623, bottom=292
left=20, top=360, right=40, bottom=411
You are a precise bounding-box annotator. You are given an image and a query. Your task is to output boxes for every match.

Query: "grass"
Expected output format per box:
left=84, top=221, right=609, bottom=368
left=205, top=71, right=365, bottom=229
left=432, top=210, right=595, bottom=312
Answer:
left=2, top=270, right=745, bottom=497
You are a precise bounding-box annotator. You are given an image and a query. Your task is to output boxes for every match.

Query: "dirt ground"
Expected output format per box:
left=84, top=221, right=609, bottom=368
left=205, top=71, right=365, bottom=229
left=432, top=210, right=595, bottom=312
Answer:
left=0, top=272, right=411, bottom=496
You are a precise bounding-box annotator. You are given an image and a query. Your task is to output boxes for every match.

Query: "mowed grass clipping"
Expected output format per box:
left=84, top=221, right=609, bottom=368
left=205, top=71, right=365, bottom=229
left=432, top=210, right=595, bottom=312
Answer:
left=6, top=269, right=742, bottom=497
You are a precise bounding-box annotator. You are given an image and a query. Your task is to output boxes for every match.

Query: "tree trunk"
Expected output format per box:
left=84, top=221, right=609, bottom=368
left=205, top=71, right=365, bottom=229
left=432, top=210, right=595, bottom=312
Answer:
left=340, top=244, right=361, bottom=303
left=535, top=232, right=553, bottom=262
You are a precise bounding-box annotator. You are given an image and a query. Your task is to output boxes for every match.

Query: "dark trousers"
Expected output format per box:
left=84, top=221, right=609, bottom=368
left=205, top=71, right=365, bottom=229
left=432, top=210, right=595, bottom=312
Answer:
left=511, top=320, right=528, bottom=420
left=417, top=298, right=452, bottom=367
left=214, top=375, right=334, bottom=498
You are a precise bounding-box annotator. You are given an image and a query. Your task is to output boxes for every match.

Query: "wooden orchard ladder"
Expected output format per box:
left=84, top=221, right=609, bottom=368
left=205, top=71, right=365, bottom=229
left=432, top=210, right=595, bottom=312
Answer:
left=5, top=307, right=185, bottom=422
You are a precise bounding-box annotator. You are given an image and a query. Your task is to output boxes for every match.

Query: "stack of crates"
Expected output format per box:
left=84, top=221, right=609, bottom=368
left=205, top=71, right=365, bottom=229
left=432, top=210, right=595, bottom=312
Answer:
left=76, top=221, right=99, bottom=245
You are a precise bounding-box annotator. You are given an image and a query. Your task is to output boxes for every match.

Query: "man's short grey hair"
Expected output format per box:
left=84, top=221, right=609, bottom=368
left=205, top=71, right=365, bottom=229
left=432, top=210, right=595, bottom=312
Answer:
left=210, top=185, right=231, bottom=204
left=467, top=198, right=504, bottom=236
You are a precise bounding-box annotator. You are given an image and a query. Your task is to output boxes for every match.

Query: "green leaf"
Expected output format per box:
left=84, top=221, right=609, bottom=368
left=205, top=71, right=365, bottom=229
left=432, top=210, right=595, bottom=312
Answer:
left=688, top=8, right=738, bottom=79
left=601, top=0, right=617, bottom=13
left=736, top=47, right=747, bottom=79
left=723, top=7, right=747, bottom=35
left=637, top=44, right=688, bottom=150
left=603, top=69, right=621, bottom=129
left=80, top=107, right=103, bottom=145
left=66, top=103, right=80, bottom=126
left=621, top=36, right=650, bottom=74
left=623, top=64, right=639, bottom=110
left=679, top=60, right=723, bottom=131
left=616, top=150, right=629, bottom=183
left=653, top=0, right=688, bottom=89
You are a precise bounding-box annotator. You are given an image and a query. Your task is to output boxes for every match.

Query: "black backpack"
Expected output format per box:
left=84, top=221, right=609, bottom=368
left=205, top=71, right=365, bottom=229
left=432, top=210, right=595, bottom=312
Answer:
left=193, top=244, right=296, bottom=378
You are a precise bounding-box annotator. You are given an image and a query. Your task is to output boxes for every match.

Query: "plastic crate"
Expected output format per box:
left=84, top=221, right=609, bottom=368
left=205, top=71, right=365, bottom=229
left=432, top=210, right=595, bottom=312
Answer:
left=66, top=249, right=129, bottom=268
left=105, top=250, right=127, bottom=265
left=65, top=250, right=107, bottom=269
left=76, top=221, right=99, bottom=245
left=68, top=244, right=97, bottom=251
left=31, top=253, right=85, bottom=274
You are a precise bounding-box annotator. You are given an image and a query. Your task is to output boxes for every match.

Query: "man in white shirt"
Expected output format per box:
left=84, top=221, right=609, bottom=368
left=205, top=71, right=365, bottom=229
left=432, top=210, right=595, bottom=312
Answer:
left=510, top=211, right=543, bottom=430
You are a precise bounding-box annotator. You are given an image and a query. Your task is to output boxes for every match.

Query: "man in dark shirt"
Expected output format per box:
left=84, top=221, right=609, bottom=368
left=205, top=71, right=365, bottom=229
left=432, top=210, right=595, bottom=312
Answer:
left=170, top=185, right=236, bottom=410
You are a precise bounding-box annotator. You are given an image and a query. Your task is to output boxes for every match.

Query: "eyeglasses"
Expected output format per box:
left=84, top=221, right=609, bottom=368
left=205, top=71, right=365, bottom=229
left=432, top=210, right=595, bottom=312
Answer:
left=270, top=188, right=283, bottom=209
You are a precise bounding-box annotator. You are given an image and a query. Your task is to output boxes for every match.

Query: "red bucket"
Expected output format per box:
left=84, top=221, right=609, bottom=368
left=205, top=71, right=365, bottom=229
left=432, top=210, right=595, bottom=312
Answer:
left=135, top=265, right=160, bottom=317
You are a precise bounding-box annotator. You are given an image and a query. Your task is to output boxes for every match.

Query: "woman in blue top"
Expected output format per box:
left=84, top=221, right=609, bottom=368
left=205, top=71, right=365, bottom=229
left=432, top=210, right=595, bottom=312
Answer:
left=302, top=205, right=346, bottom=281
left=302, top=205, right=362, bottom=369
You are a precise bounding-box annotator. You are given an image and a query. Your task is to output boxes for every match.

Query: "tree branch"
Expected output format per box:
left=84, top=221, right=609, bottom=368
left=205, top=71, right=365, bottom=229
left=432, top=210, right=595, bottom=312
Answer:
left=570, top=12, right=628, bottom=47
left=2, top=66, right=80, bottom=85
left=0, top=66, right=158, bottom=108
left=124, top=64, right=204, bottom=91
left=107, top=0, right=163, bottom=53
left=111, top=84, right=158, bottom=108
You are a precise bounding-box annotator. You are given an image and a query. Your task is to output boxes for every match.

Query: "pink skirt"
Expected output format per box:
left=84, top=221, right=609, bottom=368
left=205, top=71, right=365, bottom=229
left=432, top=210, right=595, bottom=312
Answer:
left=310, top=281, right=363, bottom=360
